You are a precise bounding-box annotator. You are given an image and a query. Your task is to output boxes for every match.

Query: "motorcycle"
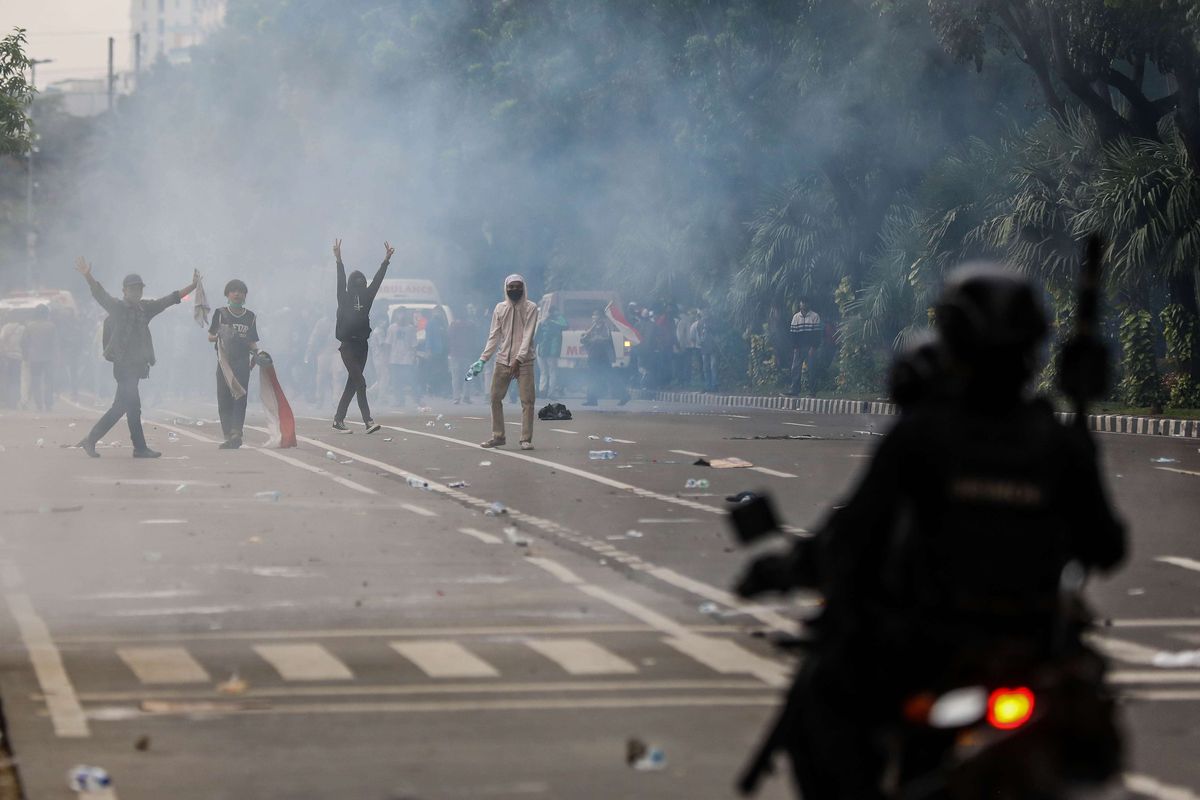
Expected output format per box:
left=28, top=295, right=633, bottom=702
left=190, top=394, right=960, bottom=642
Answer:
left=730, top=494, right=1123, bottom=800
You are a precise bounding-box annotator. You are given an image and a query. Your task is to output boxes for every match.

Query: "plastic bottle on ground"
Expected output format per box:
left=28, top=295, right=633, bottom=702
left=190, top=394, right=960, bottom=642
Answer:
left=588, top=450, right=618, bottom=460
left=406, top=477, right=430, bottom=490
left=67, top=765, right=111, bottom=792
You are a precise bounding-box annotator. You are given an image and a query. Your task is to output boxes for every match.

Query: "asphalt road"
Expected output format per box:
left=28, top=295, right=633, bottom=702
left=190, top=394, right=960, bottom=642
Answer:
left=0, top=393, right=1198, bottom=799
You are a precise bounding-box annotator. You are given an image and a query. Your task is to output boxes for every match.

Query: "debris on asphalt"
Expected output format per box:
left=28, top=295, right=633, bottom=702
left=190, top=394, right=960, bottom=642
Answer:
left=68, top=422, right=77, bottom=428
left=1151, top=457, right=1179, bottom=464
left=418, top=406, right=432, bottom=413
left=67, top=765, right=112, bottom=792
left=325, top=451, right=336, bottom=461
left=167, top=431, right=179, bottom=442
left=436, top=414, right=444, bottom=421
left=693, top=458, right=710, bottom=466
left=726, top=491, right=758, bottom=504
left=425, top=421, right=436, bottom=428
left=698, top=601, right=720, bottom=616
left=504, top=526, right=529, bottom=546
left=135, top=735, right=151, bottom=752
left=479, top=460, right=492, bottom=467
left=709, top=457, right=753, bottom=469
left=684, top=479, right=710, bottom=489
left=216, top=673, right=249, bottom=695
left=444, top=423, right=453, bottom=430
left=625, top=530, right=644, bottom=538
left=448, top=481, right=470, bottom=488
left=1127, top=588, right=1145, bottom=596
left=1153, top=650, right=1200, bottom=668
left=245, top=536, right=262, bottom=544
left=383, top=437, right=393, bottom=442
left=255, top=490, right=282, bottom=502
left=484, top=501, right=507, bottom=516
left=35, top=437, right=44, bottom=447
left=588, top=434, right=601, bottom=440
left=406, top=477, right=431, bottom=490
left=626, top=739, right=666, bottom=771
left=340, top=459, right=354, bottom=465
left=175, top=483, right=187, bottom=494
left=588, top=450, right=618, bottom=460
left=727, top=434, right=820, bottom=441
left=196, top=421, right=204, bottom=427
left=617, top=465, right=633, bottom=469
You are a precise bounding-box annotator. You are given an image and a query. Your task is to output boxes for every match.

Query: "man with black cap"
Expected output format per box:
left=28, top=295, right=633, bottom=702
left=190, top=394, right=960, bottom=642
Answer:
left=73, top=258, right=198, bottom=458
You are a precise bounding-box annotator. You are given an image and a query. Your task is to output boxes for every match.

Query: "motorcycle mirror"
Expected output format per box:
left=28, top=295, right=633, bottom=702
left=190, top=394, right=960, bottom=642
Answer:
left=729, top=494, right=782, bottom=546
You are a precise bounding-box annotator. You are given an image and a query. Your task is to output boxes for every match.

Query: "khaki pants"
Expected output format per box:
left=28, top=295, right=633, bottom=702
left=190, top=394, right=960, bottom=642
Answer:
left=491, top=360, right=535, bottom=442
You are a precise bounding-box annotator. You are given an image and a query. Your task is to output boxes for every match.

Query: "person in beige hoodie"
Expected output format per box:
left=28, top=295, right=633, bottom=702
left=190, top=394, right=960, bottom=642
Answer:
left=470, top=274, right=539, bottom=449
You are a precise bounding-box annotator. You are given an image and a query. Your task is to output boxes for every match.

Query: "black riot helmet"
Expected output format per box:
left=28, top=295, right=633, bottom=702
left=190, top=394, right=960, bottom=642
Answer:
left=888, top=329, right=947, bottom=411
left=935, top=262, right=1048, bottom=400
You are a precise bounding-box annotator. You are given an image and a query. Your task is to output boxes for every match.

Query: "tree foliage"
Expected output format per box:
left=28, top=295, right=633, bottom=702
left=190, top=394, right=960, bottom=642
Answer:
left=0, top=28, right=34, bottom=157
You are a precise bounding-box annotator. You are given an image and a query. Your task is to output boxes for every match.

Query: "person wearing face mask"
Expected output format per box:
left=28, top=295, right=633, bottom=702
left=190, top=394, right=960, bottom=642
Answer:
left=468, top=274, right=539, bottom=449
left=207, top=279, right=259, bottom=449
left=332, top=238, right=394, bottom=434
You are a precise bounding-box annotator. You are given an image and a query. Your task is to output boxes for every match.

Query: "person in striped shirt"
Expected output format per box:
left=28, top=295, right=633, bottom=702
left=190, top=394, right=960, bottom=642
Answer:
left=788, top=299, right=821, bottom=395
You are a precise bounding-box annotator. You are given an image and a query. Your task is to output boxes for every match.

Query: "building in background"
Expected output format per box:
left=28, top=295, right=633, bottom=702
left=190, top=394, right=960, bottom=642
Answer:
left=130, top=0, right=227, bottom=69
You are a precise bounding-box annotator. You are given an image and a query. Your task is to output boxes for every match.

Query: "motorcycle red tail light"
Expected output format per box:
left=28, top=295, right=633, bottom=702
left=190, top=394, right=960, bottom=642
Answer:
left=987, top=687, right=1035, bottom=730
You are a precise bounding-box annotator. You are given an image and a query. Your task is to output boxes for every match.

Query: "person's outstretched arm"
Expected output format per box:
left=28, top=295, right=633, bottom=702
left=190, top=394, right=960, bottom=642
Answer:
left=75, top=257, right=121, bottom=314
left=366, top=241, right=395, bottom=303
left=145, top=269, right=199, bottom=318
left=334, top=239, right=346, bottom=304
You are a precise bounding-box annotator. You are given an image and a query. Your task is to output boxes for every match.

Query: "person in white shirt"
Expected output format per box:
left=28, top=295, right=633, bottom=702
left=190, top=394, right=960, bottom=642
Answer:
left=788, top=298, right=822, bottom=396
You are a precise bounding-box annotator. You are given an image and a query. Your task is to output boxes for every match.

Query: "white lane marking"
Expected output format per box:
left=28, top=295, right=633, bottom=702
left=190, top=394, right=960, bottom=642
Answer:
left=849, top=454, right=871, bottom=458
left=525, top=557, right=583, bottom=585
left=7, top=593, right=89, bottom=736
left=505, top=421, right=521, bottom=427
left=637, top=518, right=701, bottom=524
left=1157, top=556, right=1200, bottom=574
left=669, top=449, right=707, bottom=457
left=525, top=639, right=637, bottom=675
left=1156, top=467, right=1200, bottom=478
left=254, top=644, right=354, bottom=681
left=783, top=422, right=817, bottom=428
left=662, top=635, right=789, bottom=685
left=1110, top=619, right=1200, bottom=628
left=607, top=438, right=637, bottom=444
left=117, top=646, right=210, bottom=684
left=1088, top=635, right=1160, bottom=665
left=1125, top=773, right=1200, bottom=799
left=74, top=678, right=765, bottom=702
left=1125, top=689, right=1200, bottom=701
left=549, top=429, right=578, bottom=435
left=391, top=641, right=499, bottom=678
left=1109, top=670, right=1200, bottom=684
left=458, top=527, right=502, bottom=545
left=463, top=416, right=486, bottom=420
left=647, top=566, right=802, bottom=635
left=136, top=694, right=778, bottom=716
left=723, top=414, right=751, bottom=419
left=139, top=519, right=187, bottom=525
left=749, top=466, right=798, bottom=479
left=400, top=503, right=437, bottom=517
left=576, top=584, right=788, bottom=686
left=79, top=478, right=221, bottom=486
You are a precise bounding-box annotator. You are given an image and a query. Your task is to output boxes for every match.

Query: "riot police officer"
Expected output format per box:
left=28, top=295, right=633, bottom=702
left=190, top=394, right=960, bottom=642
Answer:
left=737, top=262, right=1126, bottom=798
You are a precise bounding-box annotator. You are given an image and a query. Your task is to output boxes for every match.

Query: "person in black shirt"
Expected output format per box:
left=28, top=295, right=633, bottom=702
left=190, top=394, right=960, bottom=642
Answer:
left=333, top=238, right=393, bottom=433
left=73, top=258, right=198, bottom=458
left=207, top=279, right=259, bottom=449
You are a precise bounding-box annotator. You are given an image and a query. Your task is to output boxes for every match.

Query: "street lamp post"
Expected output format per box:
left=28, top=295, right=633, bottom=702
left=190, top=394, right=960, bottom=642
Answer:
left=26, top=58, right=53, bottom=290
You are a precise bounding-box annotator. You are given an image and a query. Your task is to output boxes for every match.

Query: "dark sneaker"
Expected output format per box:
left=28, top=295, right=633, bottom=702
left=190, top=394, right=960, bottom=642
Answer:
left=519, top=441, right=534, bottom=451
left=332, top=420, right=351, bottom=433
left=132, top=447, right=162, bottom=459
left=365, top=422, right=382, bottom=435
left=218, top=438, right=237, bottom=449
left=480, top=438, right=506, bottom=448
left=77, top=439, right=99, bottom=458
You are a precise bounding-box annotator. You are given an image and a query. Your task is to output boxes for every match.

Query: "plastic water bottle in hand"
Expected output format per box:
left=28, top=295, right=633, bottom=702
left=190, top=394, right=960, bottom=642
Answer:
left=466, top=359, right=485, bottom=382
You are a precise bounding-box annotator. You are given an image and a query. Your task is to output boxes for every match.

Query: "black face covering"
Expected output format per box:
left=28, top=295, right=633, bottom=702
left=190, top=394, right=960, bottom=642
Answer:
left=506, top=287, right=524, bottom=302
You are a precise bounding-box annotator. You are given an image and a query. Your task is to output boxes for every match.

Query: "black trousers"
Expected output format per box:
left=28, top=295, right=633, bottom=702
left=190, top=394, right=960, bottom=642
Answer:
left=86, top=362, right=148, bottom=450
left=27, top=361, right=52, bottom=411
left=217, top=363, right=252, bottom=440
left=335, top=340, right=371, bottom=423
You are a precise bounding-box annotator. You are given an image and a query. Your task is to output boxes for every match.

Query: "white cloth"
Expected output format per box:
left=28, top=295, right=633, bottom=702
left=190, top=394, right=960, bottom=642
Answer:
left=193, top=276, right=211, bottom=328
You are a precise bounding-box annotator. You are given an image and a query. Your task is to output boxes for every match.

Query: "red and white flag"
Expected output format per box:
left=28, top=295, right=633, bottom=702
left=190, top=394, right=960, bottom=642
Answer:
left=258, top=353, right=297, bottom=449
left=605, top=302, right=641, bottom=346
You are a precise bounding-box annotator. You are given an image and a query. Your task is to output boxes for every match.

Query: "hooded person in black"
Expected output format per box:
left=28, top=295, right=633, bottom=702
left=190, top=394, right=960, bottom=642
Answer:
left=332, top=238, right=394, bottom=433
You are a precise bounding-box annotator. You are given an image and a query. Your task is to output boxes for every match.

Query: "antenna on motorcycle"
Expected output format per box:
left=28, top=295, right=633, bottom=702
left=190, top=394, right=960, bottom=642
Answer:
left=1057, top=233, right=1109, bottom=425
left=729, top=493, right=783, bottom=545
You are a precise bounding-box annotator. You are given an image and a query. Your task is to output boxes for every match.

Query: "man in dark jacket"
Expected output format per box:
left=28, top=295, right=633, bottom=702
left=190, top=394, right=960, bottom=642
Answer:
left=332, top=238, right=393, bottom=433
left=74, top=257, right=198, bottom=458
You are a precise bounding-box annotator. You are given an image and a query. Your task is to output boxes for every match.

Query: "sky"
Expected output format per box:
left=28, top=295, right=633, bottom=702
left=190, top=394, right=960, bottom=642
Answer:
left=0, top=0, right=130, bottom=89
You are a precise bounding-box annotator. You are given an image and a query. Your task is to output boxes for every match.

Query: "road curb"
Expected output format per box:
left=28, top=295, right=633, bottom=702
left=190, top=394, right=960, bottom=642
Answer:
left=651, top=391, right=1200, bottom=439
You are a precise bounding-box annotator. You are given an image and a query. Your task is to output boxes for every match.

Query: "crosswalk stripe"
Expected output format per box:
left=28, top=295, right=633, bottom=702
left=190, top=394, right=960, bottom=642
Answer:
left=391, top=641, right=499, bottom=678
left=661, top=636, right=789, bottom=686
left=1157, top=556, right=1200, bottom=574
left=253, top=644, right=354, bottom=681
left=669, top=449, right=707, bottom=457
left=525, top=639, right=637, bottom=675
left=1088, top=635, right=1160, bottom=665
left=117, top=646, right=210, bottom=684
left=400, top=503, right=437, bottom=517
